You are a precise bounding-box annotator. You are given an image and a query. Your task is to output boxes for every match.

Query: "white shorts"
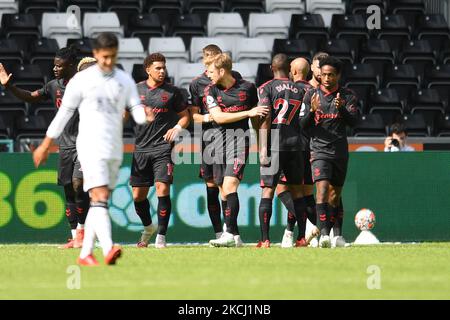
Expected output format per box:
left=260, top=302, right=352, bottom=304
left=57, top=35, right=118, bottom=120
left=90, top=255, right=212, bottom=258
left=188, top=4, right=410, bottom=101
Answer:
left=79, top=158, right=122, bottom=192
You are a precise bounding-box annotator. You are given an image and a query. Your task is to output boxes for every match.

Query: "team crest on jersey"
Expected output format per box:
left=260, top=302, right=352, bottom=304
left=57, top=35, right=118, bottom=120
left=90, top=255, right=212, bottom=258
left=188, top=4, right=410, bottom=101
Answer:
left=140, top=95, right=146, bottom=102
left=238, top=91, right=247, bottom=102
left=161, top=92, right=169, bottom=103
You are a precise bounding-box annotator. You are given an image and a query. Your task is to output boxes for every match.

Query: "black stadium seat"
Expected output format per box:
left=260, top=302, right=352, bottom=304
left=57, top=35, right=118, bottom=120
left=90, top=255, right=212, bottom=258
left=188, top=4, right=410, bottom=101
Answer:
left=359, top=39, right=395, bottom=71
left=8, top=64, right=46, bottom=91
left=415, top=14, right=450, bottom=51
left=255, top=63, right=272, bottom=87
left=342, top=63, right=380, bottom=91
left=185, top=0, right=223, bottom=14
left=145, top=0, right=184, bottom=17
left=424, top=65, right=450, bottom=110
left=1, top=13, right=41, bottom=45
left=435, top=114, right=450, bottom=137
left=19, top=0, right=60, bottom=14
left=66, top=38, right=94, bottom=60
left=127, top=13, right=165, bottom=49
left=289, top=14, right=329, bottom=50
left=352, top=114, right=387, bottom=137
left=29, top=38, right=59, bottom=73
left=319, top=39, right=354, bottom=66
left=374, top=14, right=411, bottom=54
left=399, top=114, right=430, bottom=137
left=0, top=38, right=24, bottom=65
left=348, top=0, right=387, bottom=15
left=224, top=0, right=264, bottom=25
left=398, top=39, right=436, bottom=75
left=384, top=64, right=421, bottom=102
left=330, top=14, right=370, bottom=50
left=369, top=88, right=404, bottom=124
left=132, top=63, right=147, bottom=83
left=272, top=39, right=313, bottom=62
left=61, top=0, right=100, bottom=12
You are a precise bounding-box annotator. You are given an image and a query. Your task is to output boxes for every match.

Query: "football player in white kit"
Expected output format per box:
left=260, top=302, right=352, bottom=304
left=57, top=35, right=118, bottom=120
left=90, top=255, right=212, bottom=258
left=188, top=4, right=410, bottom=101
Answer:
left=33, top=33, right=150, bottom=266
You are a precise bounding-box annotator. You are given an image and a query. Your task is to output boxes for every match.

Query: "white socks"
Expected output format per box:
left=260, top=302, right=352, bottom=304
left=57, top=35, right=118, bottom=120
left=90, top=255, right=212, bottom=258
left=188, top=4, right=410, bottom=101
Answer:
left=71, top=229, right=77, bottom=239
left=79, top=206, right=113, bottom=258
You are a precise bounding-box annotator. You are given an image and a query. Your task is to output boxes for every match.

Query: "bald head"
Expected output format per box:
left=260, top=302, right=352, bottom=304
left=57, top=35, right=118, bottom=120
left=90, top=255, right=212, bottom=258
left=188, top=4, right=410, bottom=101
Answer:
left=271, top=53, right=290, bottom=77
left=290, top=57, right=310, bottom=82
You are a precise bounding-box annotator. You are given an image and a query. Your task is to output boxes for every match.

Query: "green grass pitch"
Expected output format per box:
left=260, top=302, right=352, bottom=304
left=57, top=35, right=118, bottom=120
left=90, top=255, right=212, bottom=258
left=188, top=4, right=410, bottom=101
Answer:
left=0, top=243, right=449, bottom=299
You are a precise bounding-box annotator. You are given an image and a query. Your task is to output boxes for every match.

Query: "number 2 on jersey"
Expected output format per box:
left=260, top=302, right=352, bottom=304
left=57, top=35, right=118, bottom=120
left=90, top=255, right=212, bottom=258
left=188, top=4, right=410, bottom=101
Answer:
left=273, top=98, right=301, bottom=125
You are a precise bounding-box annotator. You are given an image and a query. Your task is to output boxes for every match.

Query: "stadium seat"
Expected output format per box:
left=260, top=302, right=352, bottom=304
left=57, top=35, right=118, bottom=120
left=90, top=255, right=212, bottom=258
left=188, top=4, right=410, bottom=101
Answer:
left=185, top=0, right=223, bottom=14
left=190, top=37, right=232, bottom=62
left=117, top=38, right=145, bottom=73
left=66, top=38, right=93, bottom=59
left=207, top=13, right=247, bottom=38
left=61, top=0, right=100, bottom=12
left=374, top=14, right=411, bottom=54
left=166, top=13, right=206, bottom=49
left=348, top=0, right=387, bottom=15
left=0, top=38, right=24, bottom=64
left=0, top=0, right=19, bottom=20
left=234, top=37, right=271, bottom=65
left=0, top=89, right=27, bottom=122
left=0, top=116, right=11, bottom=139
left=352, top=113, right=387, bottom=137
left=175, top=62, right=204, bottom=91
left=1, top=13, right=40, bottom=45
left=289, top=14, right=329, bottom=51
left=248, top=13, right=289, bottom=49
left=232, top=62, right=256, bottom=83
left=127, top=13, right=164, bottom=50
left=424, top=65, right=450, bottom=110
left=224, top=0, right=264, bottom=25
left=359, top=39, right=395, bottom=71
left=330, top=14, right=370, bottom=50
left=384, top=64, right=421, bottom=103
left=398, top=40, right=436, bottom=76
left=103, top=0, right=141, bottom=12
left=369, top=88, right=404, bottom=124
left=131, top=63, right=147, bottom=83
left=435, top=114, right=450, bottom=137
left=29, top=38, right=59, bottom=73
left=41, top=12, right=82, bottom=48
left=415, top=14, right=450, bottom=51
left=255, top=63, right=273, bottom=87
left=265, top=0, right=305, bottom=23
left=8, top=64, right=45, bottom=91
left=149, top=37, right=189, bottom=76
left=305, top=0, right=346, bottom=27
left=399, top=113, right=430, bottom=137
left=344, top=84, right=371, bottom=114
left=19, top=0, right=59, bottom=14
left=389, top=0, right=425, bottom=16
left=15, top=114, right=49, bottom=151
left=407, top=89, right=446, bottom=125
left=272, top=39, right=312, bottom=62
left=319, top=39, right=354, bottom=66
left=342, top=63, right=380, bottom=91
left=145, top=0, right=183, bottom=16
left=83, top=12, right=124, bottom=39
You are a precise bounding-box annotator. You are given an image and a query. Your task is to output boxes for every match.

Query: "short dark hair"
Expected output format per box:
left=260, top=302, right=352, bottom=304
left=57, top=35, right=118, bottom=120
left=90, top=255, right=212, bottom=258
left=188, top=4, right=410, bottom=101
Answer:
left=92, top=32, right=119, bottom=50
left=271, top=53, right=289, bottom=74
left=390, top=122, right=407, bottom=135
left=144, top=52, right=166, bottom=69
left=202, top=44, right=222, bottom=56
left=55, top=43, right=78, bottom=65
left=319, top=56, right=343, bottom=74
left=312, top=52, right=329, bottom=63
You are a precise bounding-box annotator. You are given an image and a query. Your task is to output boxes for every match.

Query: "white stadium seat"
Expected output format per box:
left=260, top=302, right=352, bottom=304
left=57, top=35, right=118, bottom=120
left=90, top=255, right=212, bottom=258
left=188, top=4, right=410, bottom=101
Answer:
left=83, top=12, right=124, bottom=39
left=190, top=37, right=233, bottom=62
left=0, top=0, right=18, bottom=24
left=149, top=37, right=189, bottom=79
left=265, top=0, right=305, bottom=24
left=117, top=38, right=146, bottom=74
left=233, top=38, right=271, bottom=76
left=232, top=62, right=256, bottom=84
left=207, top=12, right=247, bottom=38
left=306, top=0, right=346, bottom=27
left=248, top=13, right=289, bottom=49
left=176, top=62, right=204, bottom=92
left=41, top=13, right=82, bottom=48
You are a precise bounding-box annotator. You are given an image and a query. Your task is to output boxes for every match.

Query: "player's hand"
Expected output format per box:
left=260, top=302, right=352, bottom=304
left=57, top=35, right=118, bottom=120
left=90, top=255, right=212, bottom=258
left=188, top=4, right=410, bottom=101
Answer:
left=144, top=106, right=155, bottom=123
left=334, top=92, right=344, bottom=109
left=248, top=106, right=269, bottom=118
left=33, top=145, right=49, bottom=168
left=311, top=93, right=320, bottom=112
left=0, top=63, right=13, bottom=87
left=164, top=126, right=182, bottom=142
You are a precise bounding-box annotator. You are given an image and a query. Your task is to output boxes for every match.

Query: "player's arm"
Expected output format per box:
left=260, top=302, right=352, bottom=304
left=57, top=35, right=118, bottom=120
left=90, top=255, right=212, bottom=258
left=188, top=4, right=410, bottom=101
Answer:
left=299, top=90, right=316, bottom=129
left=0, top=63, right=46, bottom=103
left=126, top=81, right=150, bottom=125
left=336, top=92, right=359, bottom=127
left=190, top=105, right=212, bottom=124
left=164, top=109, right=190, bottom=142
left=33, top=81, right=81, bottom=167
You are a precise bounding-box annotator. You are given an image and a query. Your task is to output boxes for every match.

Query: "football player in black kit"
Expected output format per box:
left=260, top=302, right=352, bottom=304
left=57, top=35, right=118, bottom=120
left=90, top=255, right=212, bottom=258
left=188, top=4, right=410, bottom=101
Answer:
left=127, top=53, right=190, bottom=249
left=204, top=53, right=269, bottom=247
left=189, top=44, right=243, bottom=244
left=256, top=54, right=307, bottom=248
left=0, top=46, right=90, bottom=249
left=300, top=56, right=358, bottom=248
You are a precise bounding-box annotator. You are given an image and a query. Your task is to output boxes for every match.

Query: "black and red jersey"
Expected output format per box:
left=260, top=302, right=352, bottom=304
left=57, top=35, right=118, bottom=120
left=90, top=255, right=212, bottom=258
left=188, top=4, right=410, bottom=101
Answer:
left=135, top=81, right=187, bottom=152
left=37, top=78, right=78, bottom=149
left=258, top=78, right=307, bottom=151
left=294, top=80, right=314, bottom=151
left=300, top=85, right=358, bottom=159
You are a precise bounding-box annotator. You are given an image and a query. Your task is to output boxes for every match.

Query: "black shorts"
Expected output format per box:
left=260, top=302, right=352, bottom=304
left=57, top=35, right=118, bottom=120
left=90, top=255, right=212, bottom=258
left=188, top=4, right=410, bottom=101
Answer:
left=199, top=139, right=214, bottom=181
left=58, top=148, right=83, bottom=186
left=303, top=149, right=313, bottom=185
left=260, top=151, right=303, bottom=188
left=212, top=150, right=248, bottom=186
left=130, top=151, right=174, bottom=187
left=311, top=158, right=348, bottom=187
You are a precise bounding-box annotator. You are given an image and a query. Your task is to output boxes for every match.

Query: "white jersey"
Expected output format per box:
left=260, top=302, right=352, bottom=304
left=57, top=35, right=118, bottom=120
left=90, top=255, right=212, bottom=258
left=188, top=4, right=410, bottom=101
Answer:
left=47, top=65, right=146, bottom=161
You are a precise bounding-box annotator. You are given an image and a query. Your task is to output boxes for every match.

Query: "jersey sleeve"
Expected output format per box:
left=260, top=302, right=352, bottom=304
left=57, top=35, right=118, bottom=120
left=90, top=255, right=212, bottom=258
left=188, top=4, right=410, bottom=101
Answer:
left=257, top=83, right=271, bottom=107
left=46, top=79, right=80, bottom=139
left=173, top=87, right=188, bottom=113
left=338, top=90, right=359, bottom=127
left=204, top=85, right=220, bottom=110
left=35, top=82, right=50, bottom=99
left=189, top=79, right=201, bottom=107
left=247, top=83, right=258, bottom=109
left=299, top=89, right=315, bottom=129
left=127, top=79, right=142, bottom=109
